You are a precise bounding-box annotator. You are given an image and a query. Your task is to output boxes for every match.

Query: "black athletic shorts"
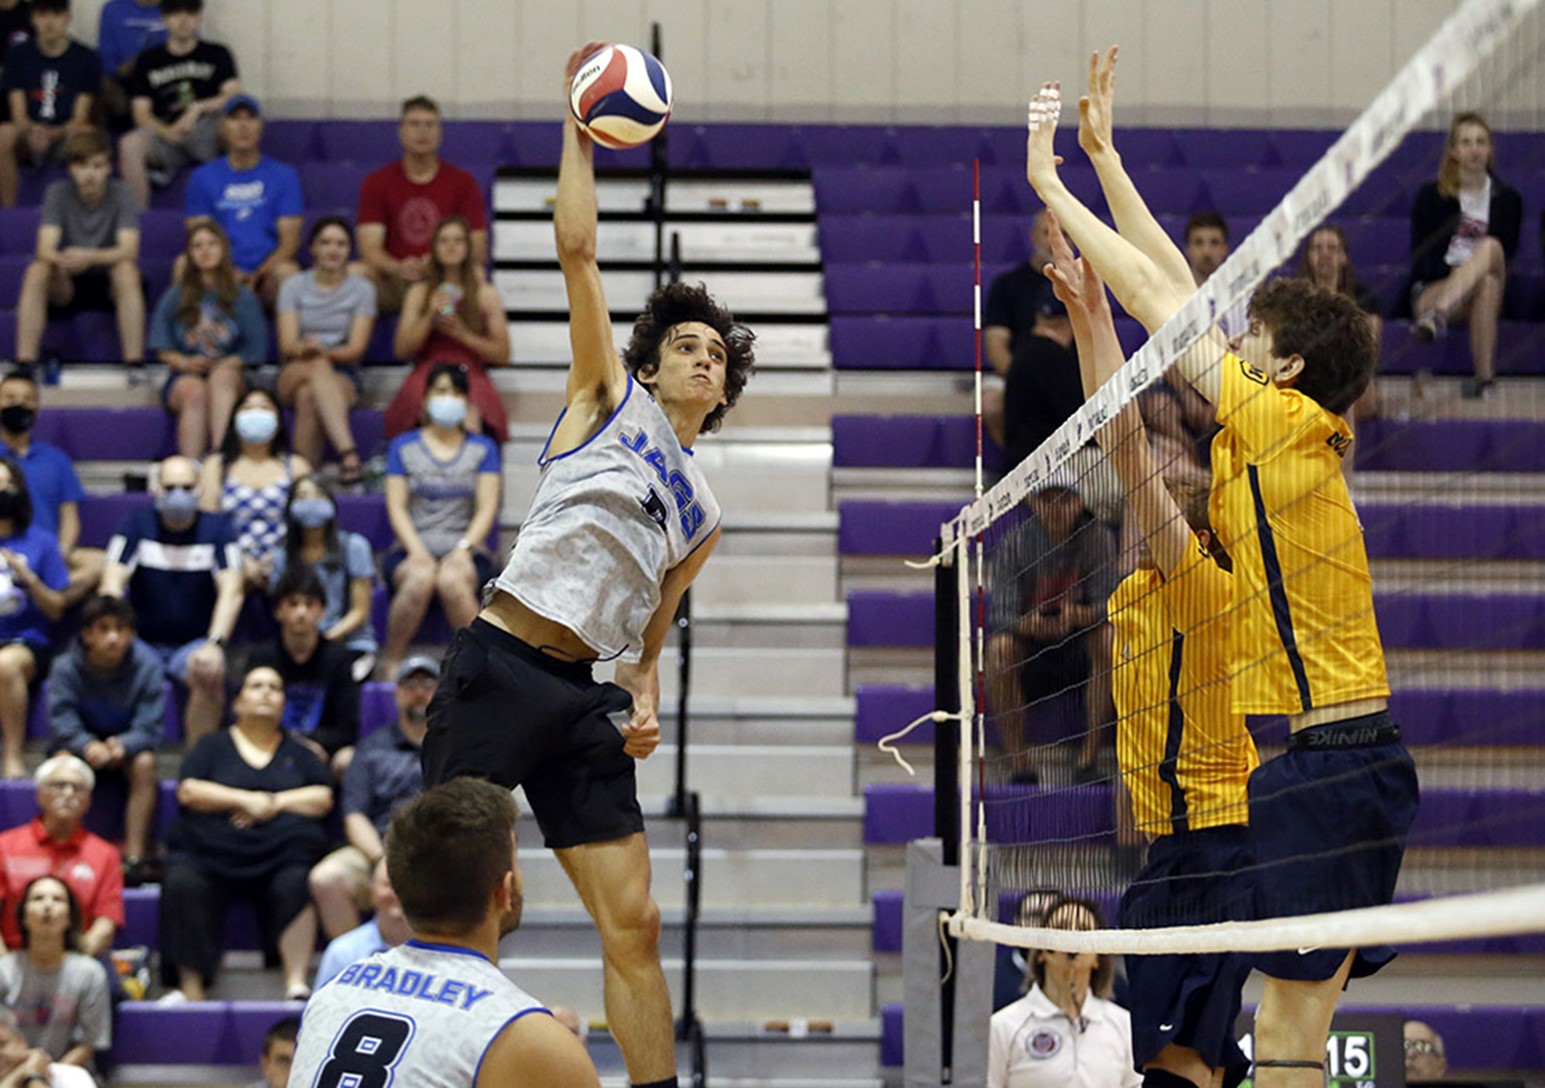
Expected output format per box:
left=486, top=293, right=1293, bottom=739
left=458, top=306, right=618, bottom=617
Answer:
left=422, top=618, right=643, bottom=849
left=1247, top=711, right=1419, bottom=981
left=1120, top=825, right=1254, bottom=1087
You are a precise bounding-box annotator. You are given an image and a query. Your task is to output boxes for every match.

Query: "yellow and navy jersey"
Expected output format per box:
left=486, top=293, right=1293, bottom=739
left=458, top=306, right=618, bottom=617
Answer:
left=1108, top=540, right=1257, bottom=836
left=1209, top=352, right=1390, bottom=716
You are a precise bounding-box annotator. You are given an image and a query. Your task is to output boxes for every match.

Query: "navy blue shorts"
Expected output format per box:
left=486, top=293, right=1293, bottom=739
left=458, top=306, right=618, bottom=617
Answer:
left=422, top=618, right=643, bottom=849
left=1247, top=714, right=1419, bottom=981
left=1120, top=825, right=1254, bottom=1086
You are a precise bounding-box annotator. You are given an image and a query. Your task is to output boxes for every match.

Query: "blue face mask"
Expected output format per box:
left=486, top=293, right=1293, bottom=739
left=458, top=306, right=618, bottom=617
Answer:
left=234, top=408, right=279, bottom=445
left=156, top=486, right=199, bottom=524
left=426, top=395, right=468, bottom=429
left=290, top=498, right=335, bottom=529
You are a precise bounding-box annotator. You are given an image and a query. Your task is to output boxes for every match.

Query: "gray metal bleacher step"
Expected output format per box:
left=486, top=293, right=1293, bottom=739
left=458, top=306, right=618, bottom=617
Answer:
left=634, top=644, right=848, bottom=699
left=494, top=219, right=820, bottom=267
left=632, top=743, right=854, bottom=800
left=656, top=694, right=855, bottom=747
left=497, top=268, right=826, bottom=315
left=692, top=553, right=840, bottom=605
left=504, top=317, right=830, bottom=368
left=495, top=176, right=818, bottom=216
left=513, top=907, right=873, bottom=962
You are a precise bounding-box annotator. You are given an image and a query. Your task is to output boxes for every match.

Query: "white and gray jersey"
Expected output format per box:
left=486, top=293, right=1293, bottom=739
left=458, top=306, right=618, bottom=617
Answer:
left=288, top=940, right=547, bottom=1088
left=496, top=376, right=721, bottom=663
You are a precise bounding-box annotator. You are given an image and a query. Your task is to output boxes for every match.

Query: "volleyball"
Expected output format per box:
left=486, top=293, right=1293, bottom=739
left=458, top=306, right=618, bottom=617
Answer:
left=568, top=44, right=673, bottom=150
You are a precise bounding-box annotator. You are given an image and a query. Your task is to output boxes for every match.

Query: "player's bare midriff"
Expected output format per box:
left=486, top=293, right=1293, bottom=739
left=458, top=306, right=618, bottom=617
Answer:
left=1286, top=696, right=1389, bottom=733
left=480, top=589, right=599, bottom=662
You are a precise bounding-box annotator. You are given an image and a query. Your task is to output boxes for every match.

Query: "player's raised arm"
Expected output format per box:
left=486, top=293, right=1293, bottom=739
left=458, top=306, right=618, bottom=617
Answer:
left=1078, top=47, right=1197, bottom=298
left=555, top=41, right=629, bottom=413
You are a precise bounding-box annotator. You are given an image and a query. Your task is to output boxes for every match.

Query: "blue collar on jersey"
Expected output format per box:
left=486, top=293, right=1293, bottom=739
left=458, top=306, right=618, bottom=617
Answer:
left=405, top=938, right=493, bottom=963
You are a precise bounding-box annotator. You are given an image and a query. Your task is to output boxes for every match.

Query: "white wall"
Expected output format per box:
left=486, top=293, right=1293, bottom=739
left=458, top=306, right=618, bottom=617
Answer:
left=62, top=0, right=1542, bottom=128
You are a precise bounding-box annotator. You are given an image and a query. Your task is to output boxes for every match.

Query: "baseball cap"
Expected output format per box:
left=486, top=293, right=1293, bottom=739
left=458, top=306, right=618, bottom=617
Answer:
left=223, top=94, right=262, bottom=117
left=396, top=655, right=440, bottom=683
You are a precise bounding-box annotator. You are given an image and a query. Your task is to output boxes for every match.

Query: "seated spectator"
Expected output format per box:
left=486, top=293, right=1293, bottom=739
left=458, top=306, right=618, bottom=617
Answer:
left=246, top=564, right=360, bottom=775
left=312, top=856, right=409, bottom=989
left=354, top=94, right=488, bottom=313
left=0, top=755, right=122, bottom=958
left=1404, top=1020, right=1447, bottom=1084
left=149, top=220, right=266, bottom=457
left=0, top=876, right=110, bottom=1068
left=183, top=95, right=301, bottom=307
left=984, top=479, right=1117, bottom=784
left=117, top=0, right=238, bottom=209
left=198, top=387, right=309, bottom=590
left=250, top=1016, right=298, bottom=1088
left=988, top=896, right=1137, bottom=1088
left=94, top=0, right=164, bottom=130
left=0, top=0, right=98, bottom=209
left=45, top=597, right=163, bottom=880
left=12, top=129, right=143, bottom=378
left=1299, top=223, right=1382, bottom=425
left=381, top=363, right=499, bottom=679
left=275, top=217, right=376, bottom=480
left=100, top=454, right=241, bottom=746
left=1184, top=210, right=1248, bottom=337
left=160, top=664, right=331, bottom=1002
left=982, top=209, right=1065, bottom=451
left=308, top=655, right=430, bottom=941
left=1409, top=111, right=1521, bottom=399
left=0, top=1005, right=96, bottom=1087
left=0, top=369, right=103, bottom=607
left=0, top=454, right=66, bottom=780
left=269, top=474, right=377, bottom=679
left=385, top=215, right=510, bottom=444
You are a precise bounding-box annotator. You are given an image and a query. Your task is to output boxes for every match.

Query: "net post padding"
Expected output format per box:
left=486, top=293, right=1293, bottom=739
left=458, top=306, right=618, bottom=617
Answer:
left=947, top=882, right=1545, bottom=956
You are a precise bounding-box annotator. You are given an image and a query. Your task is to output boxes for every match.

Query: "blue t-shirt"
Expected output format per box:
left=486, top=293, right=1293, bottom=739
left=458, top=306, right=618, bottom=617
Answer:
left=148, top=285, right=267, bottom=363
left=105, top=507, right=240, bottom=648
left=96, top=0, right=166, bottom=75
left=0, top=37, right=101, bottom=124
left=385, top=430, right=500, bottom=558
left=185, top=156, right=304, bottom=273
left=315, top=919, right=387, bottom=990
left=0, top=523, right=67, bottom=647
left=267, top=532, right=378, bottom=655
left=15, top=441, right=84, bottom=540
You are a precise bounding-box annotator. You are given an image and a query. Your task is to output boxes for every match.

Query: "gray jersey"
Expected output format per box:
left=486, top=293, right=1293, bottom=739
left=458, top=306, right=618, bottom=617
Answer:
left=496, top=376, right=720, bottom=663
left=288, top=940, right=546, bottom=1088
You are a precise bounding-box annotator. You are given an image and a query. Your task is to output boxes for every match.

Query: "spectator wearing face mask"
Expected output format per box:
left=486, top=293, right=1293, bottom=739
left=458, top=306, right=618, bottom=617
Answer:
left=0, top=454, right=66, bottom=780
left=99, top=455, right=242, bottom=747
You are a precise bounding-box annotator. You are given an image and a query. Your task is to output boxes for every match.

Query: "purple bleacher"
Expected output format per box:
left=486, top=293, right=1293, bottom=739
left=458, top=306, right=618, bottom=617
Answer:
left=1412, top=786, right=1545, bottom=848
left=824, top=262, right=981, bottom=315
left=838, top=500, right=961, bottom=557
left=0, top=255, right=25, bottom=300
left=884, top=127, right=999, bottom=168
left=864, top=782, right=1117, bottom=846
left=300, top=161, right=374, bottom=213
left=78, top=486, right=389, bottom=551
left=43, top=311, right=121, bottom=362
left=312, top=121, right=399, bottom=165
left=795, top=126, right=898, bottom=167
left=0, top=312, right=15, bottom=353
left=1175, top=129, right=1278, bottom=170
left=363, top=318, right=398, bottom=364
left=1356, top=418, right=1545, bottom=473
left=112, top=1000, right=302, bottom=1064
left=1198, top=168, right=1301, bottom=217
left=819, top=214, right=973, bottom=264
left=259, top=121, right=319, bottom=164
left=37, top=406, right=386, bottom=464
left=1269, top=129, right=1337, bottom=168
left=147, top=171, right=190, bottom=211
left=848, top=590, right=932, bottom=649
left=0, top=207, right=40, bottom=252
left=881, top=1003, right=904, bottom=1067
left=1361, top=499, right=1545, bottom=561
left=855, top=685, right=934, bottom=746
left=1335, top=215, right=1407, bottom=267
left=830, top=414, right=1002, bottom=470
left=1339, top=1005, right=1545, bottom=1074
left=359, top=680, right=395, bottom=739
left=828, top=315, right=972, bottom=370
left=369, top=583, right=455, bottom=646
left=140, top=209, right=188, bottom=258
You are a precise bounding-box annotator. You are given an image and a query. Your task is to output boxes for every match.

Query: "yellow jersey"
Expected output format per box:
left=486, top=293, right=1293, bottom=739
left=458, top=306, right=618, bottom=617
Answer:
left=1209, top=352, right=1390, bottom=715
left=1109, top=540, right=1257, bottom=836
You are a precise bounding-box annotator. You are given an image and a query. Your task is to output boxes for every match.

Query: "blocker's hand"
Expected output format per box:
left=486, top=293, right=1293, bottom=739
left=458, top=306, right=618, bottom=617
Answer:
left=1025, top=82, right=1066, bottom=193
left=1078, top=46, right=1119, bottom=159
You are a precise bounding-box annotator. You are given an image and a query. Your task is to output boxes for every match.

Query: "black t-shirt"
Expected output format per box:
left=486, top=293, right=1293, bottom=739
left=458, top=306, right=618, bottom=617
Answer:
left=1002, top=334, right=1085, bottom=472
left=127, top=39, right=236, bottom=123
left=984, top=262, right=1060, bottom=355
left=1, top=38, right=101, bottom=123
left=0, top=2, right=31, bottom=56
left=168, top=729, right=331, bottom=880
left=246, top=638, right=361, bottom=757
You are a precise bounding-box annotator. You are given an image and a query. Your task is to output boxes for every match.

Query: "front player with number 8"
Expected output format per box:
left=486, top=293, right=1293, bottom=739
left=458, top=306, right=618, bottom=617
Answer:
left=313, top=1012, right=414, bottom=1088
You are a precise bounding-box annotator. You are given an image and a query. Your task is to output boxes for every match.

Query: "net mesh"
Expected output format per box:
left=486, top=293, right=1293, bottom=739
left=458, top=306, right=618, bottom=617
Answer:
left=945, top=0, right=1545, bottom=955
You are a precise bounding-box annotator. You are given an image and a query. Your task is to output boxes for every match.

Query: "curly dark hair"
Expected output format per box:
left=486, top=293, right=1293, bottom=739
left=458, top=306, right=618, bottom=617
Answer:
left=621, top=281, right=755, bottom=434
left=1247, top=277, right=1377, bottom=416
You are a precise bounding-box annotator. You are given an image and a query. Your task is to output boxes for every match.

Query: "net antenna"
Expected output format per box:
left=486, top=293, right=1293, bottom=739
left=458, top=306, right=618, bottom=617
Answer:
left=943, top=0, right=1545, bottom=957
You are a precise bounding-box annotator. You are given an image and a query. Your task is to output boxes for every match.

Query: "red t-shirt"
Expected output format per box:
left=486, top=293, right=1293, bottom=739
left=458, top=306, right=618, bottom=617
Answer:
left=0, top=820, right=125, bottom=948
left=355, top=160, right=488, bottom=261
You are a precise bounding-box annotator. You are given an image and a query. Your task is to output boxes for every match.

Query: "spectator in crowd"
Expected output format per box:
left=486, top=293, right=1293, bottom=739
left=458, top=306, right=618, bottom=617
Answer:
left=312, top=857, right=409, bottom=989
left=160, top=665, right=331, bottom=1003
left=0, top=0, right=30, bottom=58
left=988, top=896, right=1139, bottom=1088
left=198, top=387, right=308, bottom=590
left=12, top=129, right=144, bottom=379
left=0, top=1004, right=96, bottom=1088
left=275, top=216, right=376, bottom=480
left=307, top=655, right=431, bottom=941
left=95, top=0, right=163, bottom=129
left=269, top=474, right=376, bottom=680
left=1299, top=223, right=1382, bottom=425
left=118, top=0, right=237, bottom=209
left=385, top=215, right=510, bottom=443
left=246, top=564, right=360, bottom=775
left=0, top=0, right=98, bottom=208
left=150, top=220, right=266, bottom=458
left=249, top=1016, right=298, bottom=1088
left=0, top=876, right=110, bottom=1068
left=1404, top=1020, right=1447, bottom=1083
left=45, top=597, right=163, bottom=880
left=0, top=454, right=66, bottom=780
left=0, top=369, right=103, bottom=605
left=184, top=95, right=301, bottom=307
left=0, top=755, right=122, bottom=958
left=1409, top=111, right=1521, bottom=399
left=381, top=363, right=499, bottom=680
left=1183, top=210, right=1229, bottom=286
left=100, top=454, right=241, bottom=746
left=985, top=478, right=1118, bottom=785
left=354, top=94, right=488, bottom=313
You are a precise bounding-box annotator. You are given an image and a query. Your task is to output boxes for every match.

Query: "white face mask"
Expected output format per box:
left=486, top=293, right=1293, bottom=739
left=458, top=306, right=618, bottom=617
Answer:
left=234, top=408, right=279, bottom=445
left=426, top=395, right=468, bottom=429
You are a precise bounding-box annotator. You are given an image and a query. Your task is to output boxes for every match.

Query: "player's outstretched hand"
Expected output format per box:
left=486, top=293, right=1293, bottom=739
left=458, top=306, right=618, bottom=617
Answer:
left=1079, top=46, right=1119, bottom=159
left=620, top=713, right=661, bottom=760
left=1043, top=209, right=1108, bottom=319
left=1025, top=82, right=1065, bottom=193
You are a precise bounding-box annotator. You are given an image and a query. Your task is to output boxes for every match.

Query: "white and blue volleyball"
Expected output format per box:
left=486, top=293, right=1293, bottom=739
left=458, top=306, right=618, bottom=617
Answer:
left=568, top=44, right=673, bottom=150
